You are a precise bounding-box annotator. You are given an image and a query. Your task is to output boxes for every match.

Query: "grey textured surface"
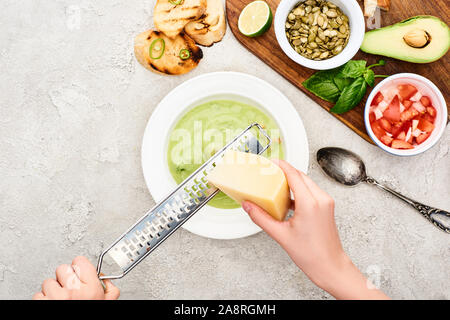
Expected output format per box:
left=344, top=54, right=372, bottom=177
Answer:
left=0, top=0, right=449, bottom=300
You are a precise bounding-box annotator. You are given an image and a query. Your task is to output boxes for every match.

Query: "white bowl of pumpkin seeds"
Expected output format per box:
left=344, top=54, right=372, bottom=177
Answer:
left=275, top=0, right=365, bottom=70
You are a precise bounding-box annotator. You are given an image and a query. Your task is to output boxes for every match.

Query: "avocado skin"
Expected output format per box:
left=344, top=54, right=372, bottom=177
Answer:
left=361, top=16, right=450, bottom=63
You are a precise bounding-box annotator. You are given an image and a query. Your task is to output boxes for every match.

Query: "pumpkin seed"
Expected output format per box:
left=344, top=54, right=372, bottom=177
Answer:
left=333, top=45, right=343, bottom=54
left=320, top=51, right=329, bottom=59
left=317, top=15, right=324, bottom=27
left=330, top=20, right=339, bottom=28
left=293, top=20, right=302, bottom=29
left=293, top=8, right=302, bottom=15
left=326, top=9, right=337, bottom=18
left=318, top=29, right=326, bottom=41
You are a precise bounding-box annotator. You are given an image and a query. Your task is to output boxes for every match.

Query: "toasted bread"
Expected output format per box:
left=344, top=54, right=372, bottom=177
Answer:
left=377, top=0, right=390, bottom=11
left=134, top=30, right=203, bottom=75
left=154, top=0, right=207, bottom=39
left=184, top=0, right=226, bottom=46
left=364, top=0, right=377, bottom=17
left=364, top=0, right=390, bottom=17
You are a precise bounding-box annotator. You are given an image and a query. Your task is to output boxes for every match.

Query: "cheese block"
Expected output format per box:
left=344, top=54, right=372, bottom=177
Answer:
left=207, top=151, right=291, bottom=221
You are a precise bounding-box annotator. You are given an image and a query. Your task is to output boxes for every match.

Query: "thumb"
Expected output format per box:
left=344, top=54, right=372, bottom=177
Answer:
left=103, top=279, right=120, bottom=300
left=242, top=201, right=288, bottom=244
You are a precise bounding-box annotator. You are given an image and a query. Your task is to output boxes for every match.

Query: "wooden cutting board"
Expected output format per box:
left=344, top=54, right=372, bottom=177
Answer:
left=226, top=0, right=450, bottom=143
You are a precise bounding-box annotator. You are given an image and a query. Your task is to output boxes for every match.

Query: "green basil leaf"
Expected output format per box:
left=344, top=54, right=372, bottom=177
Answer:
left=303, top=70, right=341, bottom=103
left=330, top=77, right=367, bottom=114
left=333, top=75, right=353, bottom=91
left=364, top=69, right=375, bottom=87
left=339, top=60, right=367, bottom=78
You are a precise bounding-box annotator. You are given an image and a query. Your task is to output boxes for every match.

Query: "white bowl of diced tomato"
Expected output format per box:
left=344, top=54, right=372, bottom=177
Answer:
left=365, top=73, right=447, bottom=156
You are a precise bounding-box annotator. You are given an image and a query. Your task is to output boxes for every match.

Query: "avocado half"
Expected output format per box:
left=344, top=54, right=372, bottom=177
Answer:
left=361, top=16, right=450, bottom=63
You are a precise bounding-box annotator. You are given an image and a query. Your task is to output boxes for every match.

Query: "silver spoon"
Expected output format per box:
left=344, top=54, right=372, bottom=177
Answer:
left=317, top=147, right=450, bottom=233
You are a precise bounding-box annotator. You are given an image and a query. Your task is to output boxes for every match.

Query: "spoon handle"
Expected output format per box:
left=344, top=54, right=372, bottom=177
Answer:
left=365, top=177, right=450, bottom=233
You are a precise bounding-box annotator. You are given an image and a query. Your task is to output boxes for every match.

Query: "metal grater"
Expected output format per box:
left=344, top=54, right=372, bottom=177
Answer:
left=96, top=123, right=271, bottom=280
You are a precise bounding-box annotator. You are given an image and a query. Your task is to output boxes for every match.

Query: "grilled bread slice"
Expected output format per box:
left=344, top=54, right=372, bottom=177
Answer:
left=184, top=0, right=226, bottom=46
left=364, top=0, right=390, bottom=17
left=154, top=0, right=207, bottom=39
left=134, top=30, right=203, bottom=75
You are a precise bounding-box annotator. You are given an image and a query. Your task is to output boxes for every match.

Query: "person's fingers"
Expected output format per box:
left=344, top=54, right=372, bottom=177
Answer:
left=273, top=159, right=314, bottom=202
left=32, top=292, right=47, bottom=300
left=103, top=279, right=120, bottom=300
left=72, top=256, right=99, bottom=285
left=297, top=170, right=333, bottom=201
left=296, top=171, right=335, bottom=213
left=242, top=201, right=289, bottom=244
left=56, top=264, right=77, bottom=288
left=42, top=278, right=68, bottom=300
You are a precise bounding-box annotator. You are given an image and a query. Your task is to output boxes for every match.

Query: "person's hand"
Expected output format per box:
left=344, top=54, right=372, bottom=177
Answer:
left=33, top=256, right=120, bottom=300
left=242, top=160, right=389, bottom=300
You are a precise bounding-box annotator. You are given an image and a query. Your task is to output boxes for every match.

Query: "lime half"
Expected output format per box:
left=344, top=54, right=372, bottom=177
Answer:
left=238, top=1, right=273, bottom=37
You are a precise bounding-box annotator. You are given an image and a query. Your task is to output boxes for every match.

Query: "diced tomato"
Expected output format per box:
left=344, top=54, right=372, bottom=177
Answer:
left=383, top=96, right=401, bottom=123
left=369, top=112, right=376, bottom=123
left=392, top=120, right=411, bottom=138
left=420, top=96, right=431, bottom=107
left=421, top=113, right=435, bottom=123
left=397, top=131, right=406, bottom=141
left=380, top=135, right=394, bottom=146
left=407, top=134, right=413, bottom=144
left=426, top=106, right=436, bottom=118
left=400, top=107, right=419, bottom=122
left=416, top=133, right=431, bottom=144
left=391, top=140, right=414, bottom=149
left=371, top=121, right=386, bottom=140
left=417, top=119, right=435, bottom=133
left=398, top=84, right=418, bottom=100
left=412, top=102, right=426, bottom=113
left=378, top=118, right=392, bottom=133
left=391, top=125, right=401, bottom=137
left=403, top=100, right=413, bottom=108
left=371, top=92, right=384, bottom=106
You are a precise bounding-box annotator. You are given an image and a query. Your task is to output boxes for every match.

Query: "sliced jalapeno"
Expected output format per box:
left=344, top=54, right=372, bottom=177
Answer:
left=149, top=38, right=165, bottom=60
left=179, top=49, right=191, bottom=60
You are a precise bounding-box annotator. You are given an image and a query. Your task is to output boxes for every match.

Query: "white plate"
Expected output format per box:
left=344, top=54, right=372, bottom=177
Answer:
left=141, top=72, right=309, bottom=240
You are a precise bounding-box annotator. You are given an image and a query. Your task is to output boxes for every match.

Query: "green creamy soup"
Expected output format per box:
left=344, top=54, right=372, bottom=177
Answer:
left=167, top=100, right=285, bottom=209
